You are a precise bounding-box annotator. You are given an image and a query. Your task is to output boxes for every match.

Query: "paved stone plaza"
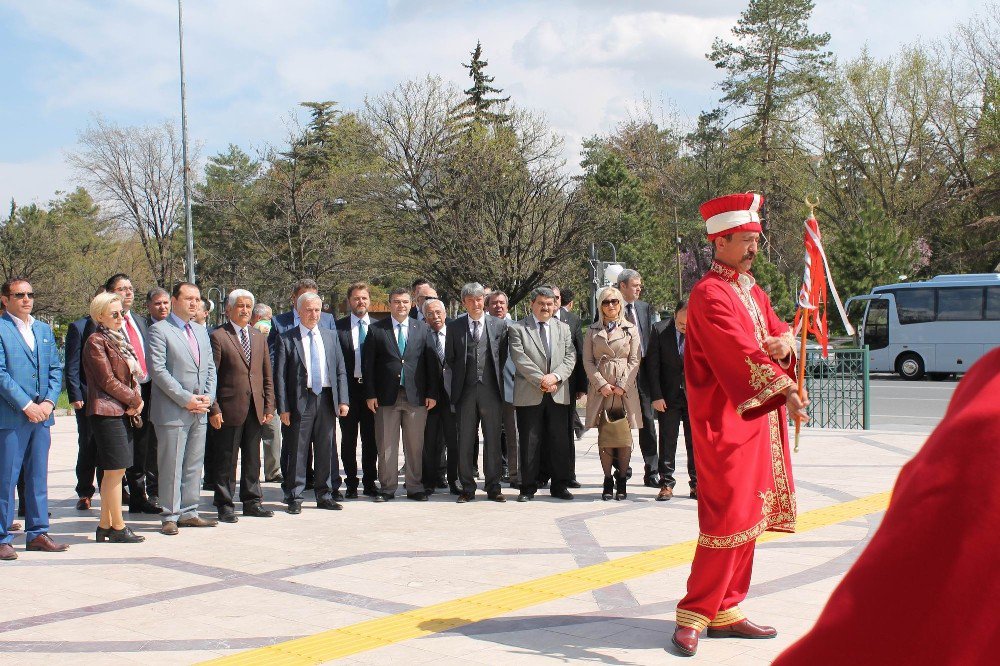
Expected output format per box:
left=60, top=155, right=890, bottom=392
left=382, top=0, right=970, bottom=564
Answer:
left=0, top=415, right=929, bottom=664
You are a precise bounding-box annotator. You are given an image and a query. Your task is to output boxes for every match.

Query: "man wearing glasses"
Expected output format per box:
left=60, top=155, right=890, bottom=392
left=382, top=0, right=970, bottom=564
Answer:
left=0, top=277, right=69, bottom=560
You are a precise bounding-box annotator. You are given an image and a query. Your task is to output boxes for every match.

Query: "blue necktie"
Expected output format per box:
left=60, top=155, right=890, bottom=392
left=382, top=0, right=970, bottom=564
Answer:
left=309, top=330, right=322, bottom=395
left=358, top=319, right=367, bottom=350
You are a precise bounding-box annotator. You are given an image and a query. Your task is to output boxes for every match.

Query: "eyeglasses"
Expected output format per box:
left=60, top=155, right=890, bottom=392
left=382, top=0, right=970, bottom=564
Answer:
left=109, top=311, right=123, bottom=319
left=11, top=292, right=35, bottom=300
left=601, top=299, right=620, bottom=307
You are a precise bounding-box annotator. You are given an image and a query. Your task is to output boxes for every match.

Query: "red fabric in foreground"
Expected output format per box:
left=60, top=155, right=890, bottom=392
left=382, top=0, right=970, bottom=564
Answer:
left=773, top=348, right=1000, bottom=665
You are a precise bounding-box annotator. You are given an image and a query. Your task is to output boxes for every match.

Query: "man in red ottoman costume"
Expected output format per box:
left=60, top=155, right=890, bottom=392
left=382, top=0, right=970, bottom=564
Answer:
left=672, top=192, right=809, bottom=656
left=773, top=347, right=1000, bottom=665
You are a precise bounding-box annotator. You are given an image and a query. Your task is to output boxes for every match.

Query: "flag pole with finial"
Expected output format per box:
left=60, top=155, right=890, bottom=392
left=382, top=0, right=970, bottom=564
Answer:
left=794, top=195, right=819, bottom=453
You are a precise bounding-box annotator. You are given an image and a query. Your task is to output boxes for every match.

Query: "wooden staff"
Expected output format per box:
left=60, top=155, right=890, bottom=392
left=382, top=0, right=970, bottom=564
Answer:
left=794, top=311, right=809, bottom=453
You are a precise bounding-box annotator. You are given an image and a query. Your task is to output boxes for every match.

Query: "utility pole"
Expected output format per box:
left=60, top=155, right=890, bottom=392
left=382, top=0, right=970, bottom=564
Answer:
left=178, top=0, right=195, bottom=284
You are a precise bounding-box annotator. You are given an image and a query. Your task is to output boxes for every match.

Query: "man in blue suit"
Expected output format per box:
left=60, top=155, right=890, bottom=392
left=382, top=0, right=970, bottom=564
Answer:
left=148, top=282, right=217, bottom=536
left=0, top=277, right=68, bottom=560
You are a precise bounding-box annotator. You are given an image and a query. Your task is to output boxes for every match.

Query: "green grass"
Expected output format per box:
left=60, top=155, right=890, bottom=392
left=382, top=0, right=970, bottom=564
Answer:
left=56, top=390, right=71, bottom=410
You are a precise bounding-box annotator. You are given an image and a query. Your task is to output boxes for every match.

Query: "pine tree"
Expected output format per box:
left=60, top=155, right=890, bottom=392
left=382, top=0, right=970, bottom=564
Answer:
left=457, top=41, right=511, bottom=128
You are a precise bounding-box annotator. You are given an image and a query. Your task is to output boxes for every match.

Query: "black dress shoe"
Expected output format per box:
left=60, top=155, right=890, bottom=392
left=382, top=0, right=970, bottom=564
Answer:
left=76, top=497, right=92, bottom=511
left=517, top=493, right=533, bottom=502
left=456, top=493, right=474, bottom=503
left=96, top=525, right=113, bottom=542
left=218, top=508, right=239, bottom=523
left=243, top=503, right=274, bottom=518
left=129, top=499, right=162, bottom=515
left=449, top=483, right=461, bottom=496
left=407, top=492, right=428, bottom=502
left=332, top=491, right=345, bottom=501
left=317, top=498, right=343, bottom=511
left=551, top=489, right=574, bottom=500
left=501, top=466, right=510, bottom=482
left=487, top=493, right=507, bottom=503
left=363, top=487, right=380, bottom=498
left=567, top=479, right=581, bottom=489
left=107, top=526, right=145, bottom=543
left=690, top=488, right=698, bottom=499
left=286, top=502, right=302, bottom=514
left=345, top=489, right=359, bottom=499
left=436, top=479, right=448, bottom=489
left=265, top=475, right=284, bottom=483
left=424, top=487, right=435, bottom=496
left=643, top=473, right=661, bottom=488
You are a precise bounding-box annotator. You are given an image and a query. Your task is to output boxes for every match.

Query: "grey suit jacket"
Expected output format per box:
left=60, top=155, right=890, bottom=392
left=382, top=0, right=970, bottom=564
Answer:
left=508, top=314, right=576, bottom=407
left=148, top=316, right=217, bottom=426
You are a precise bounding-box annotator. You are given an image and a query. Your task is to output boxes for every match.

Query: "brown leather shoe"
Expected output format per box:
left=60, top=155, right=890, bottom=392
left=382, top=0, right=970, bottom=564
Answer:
left=8, top=522, right=21, bottom=532
left=656, top=487, right=674, bottom=501
left=178, top=515, right=218, bottom=528
left=26, top=533, right=69, bottom=552
left=161, top=521, right=179, bottom=536
left=0, top=543, right=16, bottom=560
left=76, top=497, right=91, bottom=510
left=672, top=626, right=699, bottom=656
left=707, top=618, right=777, bottom=639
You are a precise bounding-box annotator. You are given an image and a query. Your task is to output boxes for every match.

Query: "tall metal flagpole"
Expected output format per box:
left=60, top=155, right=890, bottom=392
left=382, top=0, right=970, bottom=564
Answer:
left=178, top=0, right=195, bottom=284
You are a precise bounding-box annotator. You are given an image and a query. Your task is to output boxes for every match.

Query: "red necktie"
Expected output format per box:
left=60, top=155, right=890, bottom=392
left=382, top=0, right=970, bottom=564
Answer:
left=124, top=314, right=148, bottom=375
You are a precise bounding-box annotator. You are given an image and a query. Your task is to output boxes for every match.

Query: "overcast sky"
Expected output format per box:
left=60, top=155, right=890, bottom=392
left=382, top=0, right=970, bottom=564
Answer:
left=0, top=0, right=988, bottom=207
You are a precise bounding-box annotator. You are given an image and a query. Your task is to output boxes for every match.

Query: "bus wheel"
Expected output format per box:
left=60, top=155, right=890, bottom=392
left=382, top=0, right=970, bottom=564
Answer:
left=896, top=353, right=925, bottom=381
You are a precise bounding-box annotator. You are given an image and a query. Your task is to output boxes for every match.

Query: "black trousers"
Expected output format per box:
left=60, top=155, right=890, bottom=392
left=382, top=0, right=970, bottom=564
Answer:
left=657, top=392, right=696, bottom=489
left=212, top=408, right=264, bottom=509
left=517, top=395, right=572, bottom=496
left=423, top=400, right=457, bottom=486
left=636, top=370, right=659, bottom=473
left=126, top=382, right=158, bottom=500
left=457, top=384, right=504, bottom=496
left=282, top=389, right=336, bottom=503
left=338, top=380, right=378, bottom=492
left=73, top=407, right=102, bottom=498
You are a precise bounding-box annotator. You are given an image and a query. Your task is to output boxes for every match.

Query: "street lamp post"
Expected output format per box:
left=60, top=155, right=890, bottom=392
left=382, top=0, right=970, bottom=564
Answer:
left=587, top=242, right=622, bottom=319
left=178, top=0, right=195, bottom=284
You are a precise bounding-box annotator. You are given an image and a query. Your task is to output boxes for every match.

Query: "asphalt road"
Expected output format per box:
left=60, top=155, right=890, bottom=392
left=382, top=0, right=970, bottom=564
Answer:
left=868, top=375, right=959, bottom=432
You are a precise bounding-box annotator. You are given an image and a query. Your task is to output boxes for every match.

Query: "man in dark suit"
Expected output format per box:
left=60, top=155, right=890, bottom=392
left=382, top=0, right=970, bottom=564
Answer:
left=486, top=291, right=519, bottom=489
left=267, top=279, right=335, bottom=488
left=617, top=269, right=660, bottom=487
left=64, top=290, right=103, bottom=511
left=408, top=278, right=434, bottom=321
left=335, top=282, right=378, bottom=499
left=446, top=283, right=509, bottom=503
left=509, top=286, right=577, bottom=502
left=274, top=291, right=350, bottom=513
left=647, top=301, right=696, bottom=500
left=363, top=287, right=439, bottom=502
left=553, top=286, right=585, bottom=489
left=106, top=274, right=161, bottom=514
left=421, top=297, right=457, bottom=494
left=208, top=290, right=277, bottom=522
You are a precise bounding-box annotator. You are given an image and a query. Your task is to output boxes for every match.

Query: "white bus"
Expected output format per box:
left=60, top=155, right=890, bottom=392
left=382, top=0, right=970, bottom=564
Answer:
left=846, top=273, right=1000, bottom=380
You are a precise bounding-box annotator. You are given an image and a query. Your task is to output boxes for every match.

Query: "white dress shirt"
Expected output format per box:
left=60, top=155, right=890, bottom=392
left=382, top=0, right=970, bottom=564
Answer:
left=299, top=323, right=330, bottom=388
left=467, top=314, right=486, bottom=340
left=350, top=313, right=371, bottom=378
left=10, top=313, right=35, bottom=351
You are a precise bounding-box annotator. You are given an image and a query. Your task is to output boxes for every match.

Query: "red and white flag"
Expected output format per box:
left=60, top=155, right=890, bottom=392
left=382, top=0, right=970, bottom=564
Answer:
left=793, top=214, right=853, bottom=357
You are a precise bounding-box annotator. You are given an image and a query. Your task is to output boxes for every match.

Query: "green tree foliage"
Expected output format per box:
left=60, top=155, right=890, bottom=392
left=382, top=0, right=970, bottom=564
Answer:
left=830, top=206, right=920, bottom=300
left=750, top=252, right=795, bottom=320
left=456, top=41, right=511, bottom=128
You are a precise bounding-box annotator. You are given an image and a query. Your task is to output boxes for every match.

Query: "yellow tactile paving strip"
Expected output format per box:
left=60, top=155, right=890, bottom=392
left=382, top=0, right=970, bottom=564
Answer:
left=202, top=491, right=891, bottom=665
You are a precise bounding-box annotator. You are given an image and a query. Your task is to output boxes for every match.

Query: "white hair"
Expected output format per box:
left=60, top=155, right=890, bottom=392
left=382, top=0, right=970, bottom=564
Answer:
left=296, top=291, right=323, bottom=309
left=226, top=289, right=256, bottom=309
left=422, top=297, right=446, bottom=315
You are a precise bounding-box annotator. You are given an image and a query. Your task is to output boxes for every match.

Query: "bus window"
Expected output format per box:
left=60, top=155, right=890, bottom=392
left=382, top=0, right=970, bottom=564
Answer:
left=865, top=300, right=889, bottom=350
left=987, top=288, right=1000, bottom=320
left=937, top=287, right=984, bottom=321
left=894, top=288, right=935, bottom=324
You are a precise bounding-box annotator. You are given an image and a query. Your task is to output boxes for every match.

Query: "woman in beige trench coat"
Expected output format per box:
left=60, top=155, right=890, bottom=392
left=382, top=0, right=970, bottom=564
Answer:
left=583, top=286, right=642, bottom=500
